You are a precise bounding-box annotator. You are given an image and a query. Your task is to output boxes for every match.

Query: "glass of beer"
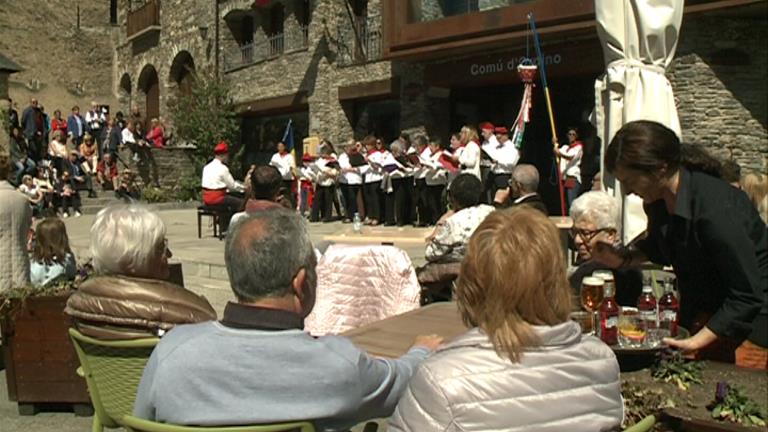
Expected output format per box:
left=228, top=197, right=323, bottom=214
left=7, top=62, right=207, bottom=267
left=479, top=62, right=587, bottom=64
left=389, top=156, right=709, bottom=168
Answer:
left=581, top=276, right=605, bottom=336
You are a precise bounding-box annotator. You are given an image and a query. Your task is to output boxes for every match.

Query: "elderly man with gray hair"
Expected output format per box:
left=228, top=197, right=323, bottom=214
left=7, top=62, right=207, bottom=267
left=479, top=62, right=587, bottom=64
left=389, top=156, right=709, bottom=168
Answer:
left=568, top=191, right=642, bottom=306
left=493, top=164, right=548, bottom=215
left=133, top=208, right=443, bottom=430
left=65, top=204, right=216, bottom=339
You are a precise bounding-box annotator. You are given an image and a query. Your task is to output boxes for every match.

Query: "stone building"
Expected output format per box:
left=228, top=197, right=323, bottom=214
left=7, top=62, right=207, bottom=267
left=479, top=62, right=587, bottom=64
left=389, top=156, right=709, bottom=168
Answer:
left=0, top=0, right=118, bottom=116
left=114, top=0, right=767, bottom=208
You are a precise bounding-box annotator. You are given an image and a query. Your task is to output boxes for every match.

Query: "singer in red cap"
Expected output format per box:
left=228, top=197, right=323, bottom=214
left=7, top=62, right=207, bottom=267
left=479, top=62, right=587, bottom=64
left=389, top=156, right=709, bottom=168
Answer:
left=201, top=141, right=245, bottom=234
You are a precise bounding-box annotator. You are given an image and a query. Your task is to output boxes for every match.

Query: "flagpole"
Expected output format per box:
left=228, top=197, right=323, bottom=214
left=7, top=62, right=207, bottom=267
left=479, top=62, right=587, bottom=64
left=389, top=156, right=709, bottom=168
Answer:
left=528, top=13, right=567, bottom=217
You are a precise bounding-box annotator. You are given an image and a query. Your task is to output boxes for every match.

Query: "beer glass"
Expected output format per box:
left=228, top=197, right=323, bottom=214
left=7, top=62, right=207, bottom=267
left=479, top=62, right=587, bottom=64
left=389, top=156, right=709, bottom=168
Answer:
left=580, top=276, right=604, bottom=336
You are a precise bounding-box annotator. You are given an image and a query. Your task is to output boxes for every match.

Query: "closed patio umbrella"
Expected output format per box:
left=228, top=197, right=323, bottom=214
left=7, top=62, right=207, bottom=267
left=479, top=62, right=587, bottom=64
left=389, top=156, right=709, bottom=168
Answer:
left=593, top=0, right=684, bottom=243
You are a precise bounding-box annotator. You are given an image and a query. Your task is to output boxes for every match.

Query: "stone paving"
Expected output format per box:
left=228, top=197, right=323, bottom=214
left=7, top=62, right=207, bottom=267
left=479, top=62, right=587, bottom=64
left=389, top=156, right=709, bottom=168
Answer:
left=1, top=208, right=431, bottom=431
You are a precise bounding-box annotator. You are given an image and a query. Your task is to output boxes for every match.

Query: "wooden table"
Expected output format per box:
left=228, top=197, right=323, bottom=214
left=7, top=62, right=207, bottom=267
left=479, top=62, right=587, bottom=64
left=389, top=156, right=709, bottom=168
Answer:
left=343, top=302, right=468, bottom=358
left=323, top=225, right=430, bottom=247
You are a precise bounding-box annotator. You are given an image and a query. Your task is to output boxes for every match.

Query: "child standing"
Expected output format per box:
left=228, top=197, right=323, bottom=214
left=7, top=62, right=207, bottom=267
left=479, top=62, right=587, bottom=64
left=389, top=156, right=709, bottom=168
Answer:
left=30, top=218, right=77, bottom=287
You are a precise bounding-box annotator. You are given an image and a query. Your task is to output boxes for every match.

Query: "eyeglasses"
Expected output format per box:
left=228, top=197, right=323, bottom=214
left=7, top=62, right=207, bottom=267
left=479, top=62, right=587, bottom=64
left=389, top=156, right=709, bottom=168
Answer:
left=570, top=227, right=610, bottom=242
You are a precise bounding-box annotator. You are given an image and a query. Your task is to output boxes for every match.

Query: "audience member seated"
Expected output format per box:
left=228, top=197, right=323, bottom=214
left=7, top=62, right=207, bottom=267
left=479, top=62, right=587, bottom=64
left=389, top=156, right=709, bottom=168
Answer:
left=117, top=169, right=141, bottom=202
left=10, top=126, right=36, bottom=185
left=0, top=154, right=33, bottom=292
left=55, top=170, right=83, bottom=218
left=568, top=191, right=642, bottom=306
left=493, top=164, right=548, bottom=215
left=389, top=207, right=623, bottom=431
left=65, top=204, right=216, bottom=339
left=18, top=175, right=45, bottom=215
left=201, top=141, right=245, bottom=234
left=65, top=150, right=96, bottom=198
left=79, top=133, right=99, bottom=174
left=425, top=173, right=494, bottom=263
left=231, top=165, right=291, bottom=226
left=133, top=209, right=442, bottom=430
left=96, top=153, right=119, bottom=194
left=30, top=218, right=77, bottom=287
left=33, top=165, right=55, bottom=211
left=418, top=174, right=494, bottom=301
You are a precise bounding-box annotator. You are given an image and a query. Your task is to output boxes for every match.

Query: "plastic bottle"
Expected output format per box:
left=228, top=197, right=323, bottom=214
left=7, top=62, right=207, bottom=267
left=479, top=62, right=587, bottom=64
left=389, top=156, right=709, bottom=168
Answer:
left=658, top=280, right=680, bottom=337
left=637, top=282, right=658, bottom=330
left=598, top=273, right=619, bottom=345
left=353, top=212, right=362, bottom=233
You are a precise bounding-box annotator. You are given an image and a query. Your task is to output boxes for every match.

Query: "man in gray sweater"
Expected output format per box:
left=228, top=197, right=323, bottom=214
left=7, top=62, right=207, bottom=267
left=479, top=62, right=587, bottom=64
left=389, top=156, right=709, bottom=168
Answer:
left=133, top=208, right=442, bottom=431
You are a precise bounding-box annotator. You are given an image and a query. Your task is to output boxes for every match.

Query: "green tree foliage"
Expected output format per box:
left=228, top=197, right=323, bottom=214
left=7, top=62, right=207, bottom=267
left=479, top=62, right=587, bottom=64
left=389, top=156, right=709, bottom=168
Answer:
left=167, top=71, right=239, bottom=176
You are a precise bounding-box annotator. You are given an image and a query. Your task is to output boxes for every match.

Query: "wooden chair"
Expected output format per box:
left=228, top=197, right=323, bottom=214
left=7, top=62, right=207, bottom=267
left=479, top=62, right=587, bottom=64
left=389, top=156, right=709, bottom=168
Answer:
left=197, top=205, right=221, bottom=239
left=68, top=328, right=159, bottom=432
left=122, top=415, right=315, bottom=432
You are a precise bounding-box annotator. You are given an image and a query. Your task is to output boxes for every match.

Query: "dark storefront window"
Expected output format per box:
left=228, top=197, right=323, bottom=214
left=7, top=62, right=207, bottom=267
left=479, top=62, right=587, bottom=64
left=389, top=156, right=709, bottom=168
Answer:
left=347, top=99, right=400, bottom=144
left=240, top=112, right=309, bottom=167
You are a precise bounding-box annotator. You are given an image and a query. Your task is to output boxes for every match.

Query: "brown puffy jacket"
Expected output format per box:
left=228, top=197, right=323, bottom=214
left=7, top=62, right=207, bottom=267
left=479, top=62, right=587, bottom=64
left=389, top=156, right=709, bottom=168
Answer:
left=65, top=276, right=217, bottom=339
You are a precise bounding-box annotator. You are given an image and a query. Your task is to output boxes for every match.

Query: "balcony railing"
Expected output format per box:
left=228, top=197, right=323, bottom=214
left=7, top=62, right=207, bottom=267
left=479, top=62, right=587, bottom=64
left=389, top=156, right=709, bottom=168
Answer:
left=224, top=25, right=309, bottom=72
left=127, top=0, right=160, bottom=39
left=337, top=15, right=382, bottom=67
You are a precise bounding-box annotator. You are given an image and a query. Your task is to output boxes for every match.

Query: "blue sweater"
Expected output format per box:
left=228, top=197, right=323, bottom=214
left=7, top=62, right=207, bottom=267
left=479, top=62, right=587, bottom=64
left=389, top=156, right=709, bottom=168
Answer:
left=134, top=321, right=429, bottom=431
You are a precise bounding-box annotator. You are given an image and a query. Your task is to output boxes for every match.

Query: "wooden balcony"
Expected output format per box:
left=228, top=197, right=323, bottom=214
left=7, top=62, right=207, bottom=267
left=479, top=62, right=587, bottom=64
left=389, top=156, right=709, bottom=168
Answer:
left=127, top=0, right=161, bottom=41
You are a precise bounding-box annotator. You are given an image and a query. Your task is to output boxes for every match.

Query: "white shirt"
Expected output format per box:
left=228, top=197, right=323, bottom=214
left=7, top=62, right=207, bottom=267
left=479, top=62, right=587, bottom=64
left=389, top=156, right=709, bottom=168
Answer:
left=559, top=142, right=583, bottom=179
left=85, top=110, right=105, bottom=130
left=459, top=141, right=482, bottom=180
left=363, top=151, right=385, bottom=183
left=420, top=149, right=448, bottom=186
left=338, top=153, right=363, bottom=185
left=484, top=139, right=520, bottom=174
left=382, top=152, right=411, bottom=180
left=270, top=152, right=296, bottom=181
left=425, top=204, right=495, bottom=263
left=314, top=157, right=339, bottom=187
left=201, top=158, right=244, bottom=192
left=414, top=147, right=430, bottom=180
left=121, top=128, right=136, bottom=145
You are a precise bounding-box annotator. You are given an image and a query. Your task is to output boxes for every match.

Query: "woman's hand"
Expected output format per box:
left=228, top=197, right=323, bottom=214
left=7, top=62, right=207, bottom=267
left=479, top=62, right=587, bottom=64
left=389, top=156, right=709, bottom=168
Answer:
left=664, top=326, right=718, bottom=353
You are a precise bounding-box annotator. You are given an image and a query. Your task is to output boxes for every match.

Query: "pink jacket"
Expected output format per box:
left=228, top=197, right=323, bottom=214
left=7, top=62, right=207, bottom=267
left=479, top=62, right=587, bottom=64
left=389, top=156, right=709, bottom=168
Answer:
left=146, top=126, right=164, bottom=148
left=305, top=245, right=421, bottom=335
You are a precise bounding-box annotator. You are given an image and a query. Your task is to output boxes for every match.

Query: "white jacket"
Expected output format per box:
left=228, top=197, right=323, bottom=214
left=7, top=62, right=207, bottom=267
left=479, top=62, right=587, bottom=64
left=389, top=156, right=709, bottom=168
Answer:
left=0, top=181, right=32, bottom=292
left=389, top=322, right=623, bottom=432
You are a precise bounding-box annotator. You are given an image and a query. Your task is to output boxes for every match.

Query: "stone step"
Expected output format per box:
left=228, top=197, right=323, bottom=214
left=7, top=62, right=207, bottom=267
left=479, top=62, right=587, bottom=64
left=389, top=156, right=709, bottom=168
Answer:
left=182, top=275, right=232, bottom=317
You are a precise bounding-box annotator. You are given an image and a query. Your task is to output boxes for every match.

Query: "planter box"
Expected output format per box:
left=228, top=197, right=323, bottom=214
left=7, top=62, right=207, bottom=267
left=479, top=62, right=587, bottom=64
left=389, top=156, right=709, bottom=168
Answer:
left=1, top=295, right=91, bottom=415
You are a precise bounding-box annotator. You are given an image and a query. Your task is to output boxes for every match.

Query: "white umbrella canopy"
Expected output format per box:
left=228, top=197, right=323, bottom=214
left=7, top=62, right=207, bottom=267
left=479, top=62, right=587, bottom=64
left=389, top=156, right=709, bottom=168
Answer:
left=593, top=0, right=684, bottom=243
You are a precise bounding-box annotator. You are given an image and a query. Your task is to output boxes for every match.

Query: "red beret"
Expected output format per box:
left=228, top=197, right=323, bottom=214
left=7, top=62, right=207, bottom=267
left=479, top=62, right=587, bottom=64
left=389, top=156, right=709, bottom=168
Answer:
left=494, top=126, right=509, bottom=134
left=479, top=122, right=495, bottom=131
left=214, top=141, right=229, bottom=155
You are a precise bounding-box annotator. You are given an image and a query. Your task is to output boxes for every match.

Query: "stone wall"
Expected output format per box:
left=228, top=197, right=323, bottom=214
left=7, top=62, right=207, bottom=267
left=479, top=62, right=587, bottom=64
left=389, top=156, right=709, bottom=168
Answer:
left=669, top=15, right=768, bottom=172
left=222, top=0, right=395, bottom=146
left=116, top=146, right=197, bottom=192
left=114, top=0, right=215, bottom=122
left=0, top=0, right=118, bottom=115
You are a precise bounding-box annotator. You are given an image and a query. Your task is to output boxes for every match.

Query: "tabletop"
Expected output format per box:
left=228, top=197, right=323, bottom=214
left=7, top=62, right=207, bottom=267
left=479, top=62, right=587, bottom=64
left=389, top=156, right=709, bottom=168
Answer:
left=343, top=302, right=468, bottom=358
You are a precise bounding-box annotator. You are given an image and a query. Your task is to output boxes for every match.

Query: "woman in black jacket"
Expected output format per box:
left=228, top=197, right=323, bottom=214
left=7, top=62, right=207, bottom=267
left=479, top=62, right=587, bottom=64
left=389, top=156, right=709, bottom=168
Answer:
left=593, top=120, right=767, bottom=366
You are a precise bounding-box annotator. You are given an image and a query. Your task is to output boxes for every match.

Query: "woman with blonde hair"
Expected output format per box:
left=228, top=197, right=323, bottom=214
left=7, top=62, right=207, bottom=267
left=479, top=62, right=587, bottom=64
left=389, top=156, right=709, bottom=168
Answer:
left=741, top=172, right=768, bottom=224
left=446, top=126, right=482, bottom=181
left=390, top=207, right=623, bottom=431
left=79, top=133, right=99, bottom=174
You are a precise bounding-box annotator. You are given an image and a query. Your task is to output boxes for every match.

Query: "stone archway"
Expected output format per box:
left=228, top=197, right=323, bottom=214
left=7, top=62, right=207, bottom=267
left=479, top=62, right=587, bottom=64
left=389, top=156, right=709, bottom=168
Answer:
left=138, top=64, right=160, bottom=123
left=169, top=51, right=196, bottom=97
left=118, top=73, right=132, bottom=112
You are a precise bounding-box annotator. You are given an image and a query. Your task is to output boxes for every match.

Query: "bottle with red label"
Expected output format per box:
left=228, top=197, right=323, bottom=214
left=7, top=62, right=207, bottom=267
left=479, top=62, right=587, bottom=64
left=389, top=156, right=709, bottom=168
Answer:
left=597, top=272, right=620, bottom=345
left=658, top=279, right=680, bottom=337
left=637, top=281, right=658, bottom=331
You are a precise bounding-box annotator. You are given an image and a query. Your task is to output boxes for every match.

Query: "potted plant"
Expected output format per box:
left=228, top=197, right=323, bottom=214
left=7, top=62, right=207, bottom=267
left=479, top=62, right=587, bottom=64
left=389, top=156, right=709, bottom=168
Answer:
left=0, top=265, right=93, bottom=416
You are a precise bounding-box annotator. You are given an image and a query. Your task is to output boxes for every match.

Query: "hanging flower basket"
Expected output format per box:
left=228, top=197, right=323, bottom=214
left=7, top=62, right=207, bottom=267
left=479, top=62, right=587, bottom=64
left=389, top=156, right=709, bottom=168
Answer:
left=517, top=61, right=538, bottom=83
